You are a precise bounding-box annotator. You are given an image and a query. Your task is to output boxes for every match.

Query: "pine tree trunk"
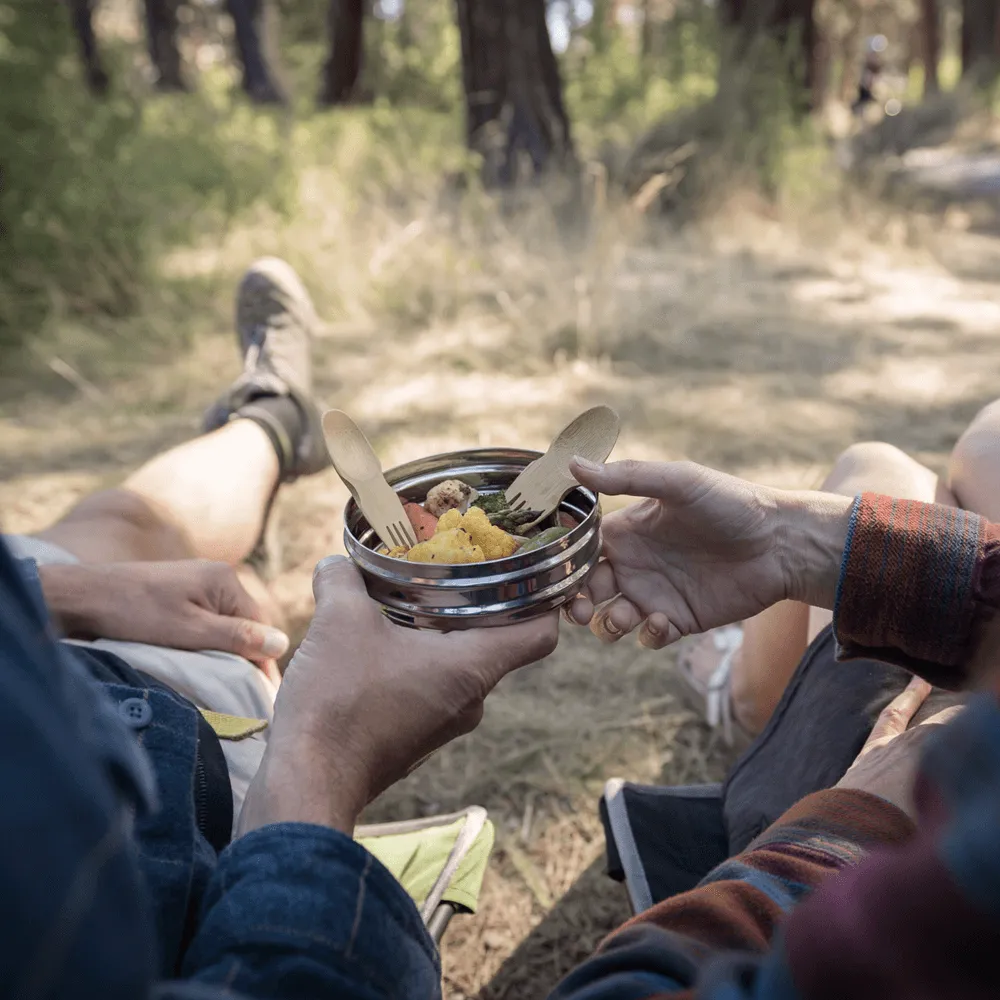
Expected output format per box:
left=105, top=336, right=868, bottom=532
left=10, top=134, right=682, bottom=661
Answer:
left=68, top=0, right=109, bottom=93
left=321, top=0, right=365, bottom=105
left=919, top=0, right=941, bottom=95
left=838, top=6, right=863, bottom=104
left=227, top=0, right=285, bottom=104
left=454, top=0, right=574, bottom=186
left=144, top=0, right=186, bottom=91
left=590, top=0, right=610, bottom=53
left=641, top=0, right=654, bottom=63
left=962, top=0, right=1000, bottom=83
left=719, top=0, right=818, bottom=109
left=811, top=27, right=830, bottom=109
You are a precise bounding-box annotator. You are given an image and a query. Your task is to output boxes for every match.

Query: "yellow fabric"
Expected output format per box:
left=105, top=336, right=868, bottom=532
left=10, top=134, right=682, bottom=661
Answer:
left=357, top=818, right=495, bottom=913
left=199, top=709, right=268, bottom=741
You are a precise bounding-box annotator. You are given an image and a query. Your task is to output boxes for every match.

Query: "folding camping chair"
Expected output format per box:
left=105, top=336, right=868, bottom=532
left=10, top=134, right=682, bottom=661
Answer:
left=600, top=778, right=729, bottom=914
left=202, top=711, right=494, bottom=945
left=356, top=805, right=496, bottom=944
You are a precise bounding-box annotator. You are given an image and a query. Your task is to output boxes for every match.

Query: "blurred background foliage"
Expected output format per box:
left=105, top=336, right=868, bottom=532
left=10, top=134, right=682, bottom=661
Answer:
left=0, top=1, right=147, bottom=349
left=1, top=1, right=295, bottom=353
left=1, top=0, right=994, bottom=356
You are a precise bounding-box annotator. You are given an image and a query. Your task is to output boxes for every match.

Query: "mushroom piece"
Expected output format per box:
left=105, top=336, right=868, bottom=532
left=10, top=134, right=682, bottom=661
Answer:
left=424, top=479, right=478, bottom=518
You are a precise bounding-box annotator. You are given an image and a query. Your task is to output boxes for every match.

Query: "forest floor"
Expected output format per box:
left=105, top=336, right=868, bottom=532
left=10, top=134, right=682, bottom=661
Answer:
left=5, top=124, right=1000, bottom=996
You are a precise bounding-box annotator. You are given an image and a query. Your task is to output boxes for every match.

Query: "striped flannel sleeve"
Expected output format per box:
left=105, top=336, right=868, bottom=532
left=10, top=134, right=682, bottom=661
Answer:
left=549, top=695, right=1000, bottom=1000
left=779, top=692, right=1000, bottom=1000
left=548, top=790, right=913, bottom=1000
left=549, top=498, right=1000, bottom=1000
left=834, top=493, right=1000, bottom=687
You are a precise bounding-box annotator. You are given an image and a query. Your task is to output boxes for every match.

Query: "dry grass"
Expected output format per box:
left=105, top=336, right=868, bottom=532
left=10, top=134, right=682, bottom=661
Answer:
left=5, top=105, right=1000, bottom=997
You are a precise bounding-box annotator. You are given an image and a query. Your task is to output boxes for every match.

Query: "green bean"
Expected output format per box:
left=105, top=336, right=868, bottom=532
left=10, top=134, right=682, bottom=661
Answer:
left=518, top=526, right=571, bottom=552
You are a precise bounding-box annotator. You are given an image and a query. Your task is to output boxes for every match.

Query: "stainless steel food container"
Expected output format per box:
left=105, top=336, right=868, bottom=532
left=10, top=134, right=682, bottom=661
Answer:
left=344, top=448, right=602, bottom=629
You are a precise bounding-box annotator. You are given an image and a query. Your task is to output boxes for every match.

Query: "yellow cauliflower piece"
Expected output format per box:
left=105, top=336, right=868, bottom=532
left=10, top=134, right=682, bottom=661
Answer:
left=406, top=528, right=485, bottom=564
left=430, top=508, right=519, bottom=561
left=436, top=509, right=463, bottom=533
left=385, top=545, right=410, bottom=560
left=457, top=506, right=520, bottom=561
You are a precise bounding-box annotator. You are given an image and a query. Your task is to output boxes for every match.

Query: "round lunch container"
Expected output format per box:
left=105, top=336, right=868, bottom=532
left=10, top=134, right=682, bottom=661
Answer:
left=344, top=448, right=602, bottom=630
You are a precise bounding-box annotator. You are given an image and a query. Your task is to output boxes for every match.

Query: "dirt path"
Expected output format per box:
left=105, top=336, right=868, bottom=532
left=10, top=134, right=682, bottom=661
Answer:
left=902, top=146, right=1000, bottom=198
left=4, top=214, right=1000, bottom=997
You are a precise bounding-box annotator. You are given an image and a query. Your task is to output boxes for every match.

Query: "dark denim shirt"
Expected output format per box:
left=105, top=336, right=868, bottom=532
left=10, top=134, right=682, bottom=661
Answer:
left=1, top=543, right=441, bottom=998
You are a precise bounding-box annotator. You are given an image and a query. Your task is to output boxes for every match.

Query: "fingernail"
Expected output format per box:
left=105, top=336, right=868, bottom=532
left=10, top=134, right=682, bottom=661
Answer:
left=573, top=455, right=604, bottom=473
left=646, top=621, right=661, bottom=637
left=603, top=617, right=622, bottom=636
left=261, top=627, right=290, bottom=658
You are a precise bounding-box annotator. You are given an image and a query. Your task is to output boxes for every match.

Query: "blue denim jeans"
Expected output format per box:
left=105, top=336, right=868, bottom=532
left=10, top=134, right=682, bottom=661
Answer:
left=1, top=544, right=440, bottom=998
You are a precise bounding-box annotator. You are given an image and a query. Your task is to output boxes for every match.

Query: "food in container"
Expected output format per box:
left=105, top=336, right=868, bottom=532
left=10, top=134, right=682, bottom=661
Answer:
left=344, top=449, right=602, bottom=629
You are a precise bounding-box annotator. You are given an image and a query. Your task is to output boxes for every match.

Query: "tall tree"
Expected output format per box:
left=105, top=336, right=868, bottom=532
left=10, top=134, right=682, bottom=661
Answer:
left=641, top=0, right=654, bottom=64
left=590, top=0, right=611, bottom=53
left=836, top=2, right=863, bottom=105
left=961, top=0, right=1000, bottom=82
left=454, top=0, right=574, bottom=186
left=144, top=0, right=186, bottom=91
left=228, top=0, right=286, bottom=104
left=68, top=0, right=283, bottom=102
left=320, top=0, right=365, bottom=105
left=720, top=0, right=818, bottom=110
left=919, top=0, right=941, bottom=95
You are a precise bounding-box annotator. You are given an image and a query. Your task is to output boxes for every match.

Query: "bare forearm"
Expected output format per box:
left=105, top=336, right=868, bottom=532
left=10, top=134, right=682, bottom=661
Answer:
left=774, top=490, right=854, bottom=609
left=237, top=731, right=368, bottom=838
left=771, top=486, right=1000, bottom=686
left=36, top=564, right=104, bottom=637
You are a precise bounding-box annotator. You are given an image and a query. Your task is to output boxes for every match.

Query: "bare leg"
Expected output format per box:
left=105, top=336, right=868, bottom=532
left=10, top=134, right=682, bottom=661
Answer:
left=949, top=400, right=1000, bottom=522
left=729, top=441, right=957, bottom=735
left=37, top=258, right=327, bottom=570
left=36, top=420, right=279, bottom=566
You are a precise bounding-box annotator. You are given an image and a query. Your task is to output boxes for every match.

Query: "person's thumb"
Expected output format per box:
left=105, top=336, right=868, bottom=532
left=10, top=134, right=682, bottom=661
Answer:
left=312, top=554, right=367, bottom=608
left=458, top=612, right=560, bottom=692
left=195, top=612, right=289, bottom=660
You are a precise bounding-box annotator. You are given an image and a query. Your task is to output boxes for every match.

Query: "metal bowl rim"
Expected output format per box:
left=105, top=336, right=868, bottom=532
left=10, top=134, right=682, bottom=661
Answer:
left=343, top=447, right=600, bottom=576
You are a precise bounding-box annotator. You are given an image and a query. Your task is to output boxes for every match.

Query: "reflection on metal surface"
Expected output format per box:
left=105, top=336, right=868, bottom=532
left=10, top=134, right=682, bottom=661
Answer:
left=344, top=449, right=602, bottom=630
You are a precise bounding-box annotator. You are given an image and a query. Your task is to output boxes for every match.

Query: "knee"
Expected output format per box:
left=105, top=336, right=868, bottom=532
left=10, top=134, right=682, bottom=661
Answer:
left=61, top=489, right=194, bottom=560
left=826, top=441, right=908, bottom=484
left=951, top=402, right=1000, bottom=475
left=72, top=489, right=164, bottom=529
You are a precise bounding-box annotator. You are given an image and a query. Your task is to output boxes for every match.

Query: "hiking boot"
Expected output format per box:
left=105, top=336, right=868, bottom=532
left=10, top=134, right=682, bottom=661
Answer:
left=203, top=256, right=330, bottom=483
left=203, top=258, right=330, bottom=579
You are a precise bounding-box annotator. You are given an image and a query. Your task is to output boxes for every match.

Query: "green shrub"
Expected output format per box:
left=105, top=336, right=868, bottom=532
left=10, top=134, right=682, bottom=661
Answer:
left=564, top=1, right=719, bottom=153
left=276, top=0, right=461, bottom=112
left=0, top=2, right=147, bottom=352
left=0, top=3, right=293, bottom=358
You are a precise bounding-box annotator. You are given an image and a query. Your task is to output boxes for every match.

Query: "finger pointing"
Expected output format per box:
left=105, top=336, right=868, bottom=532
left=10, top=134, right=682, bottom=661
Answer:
left=571, top=457, right=703, bottom=501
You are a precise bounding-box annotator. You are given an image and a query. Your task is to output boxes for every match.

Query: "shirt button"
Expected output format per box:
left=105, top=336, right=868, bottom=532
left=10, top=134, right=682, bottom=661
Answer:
left=118, top=698, right=153, bottom=730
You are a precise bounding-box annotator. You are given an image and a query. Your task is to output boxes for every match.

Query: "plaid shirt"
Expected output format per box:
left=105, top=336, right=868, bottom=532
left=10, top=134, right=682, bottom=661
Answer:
left=550, top=493, right=1000, bottom=1000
